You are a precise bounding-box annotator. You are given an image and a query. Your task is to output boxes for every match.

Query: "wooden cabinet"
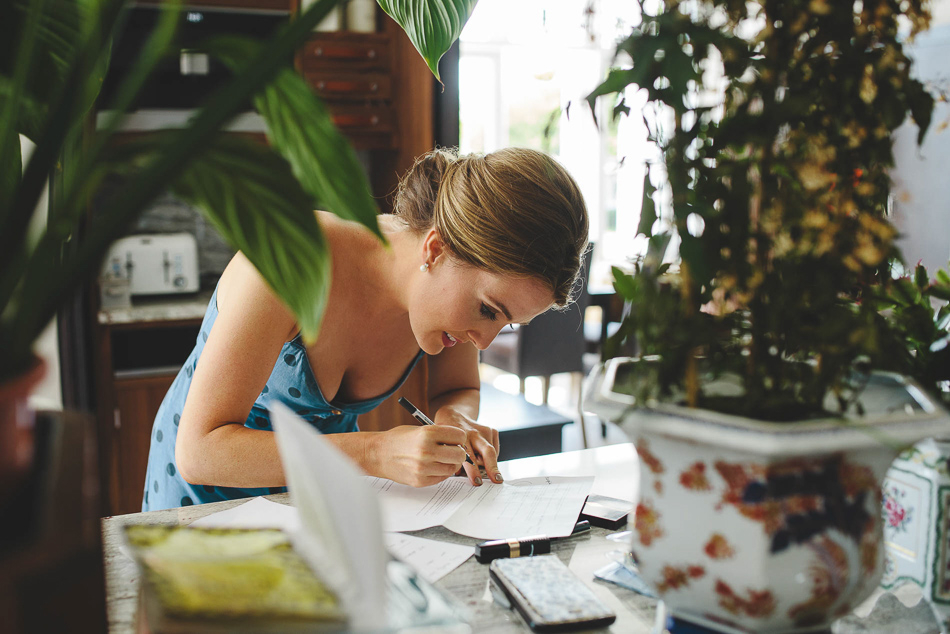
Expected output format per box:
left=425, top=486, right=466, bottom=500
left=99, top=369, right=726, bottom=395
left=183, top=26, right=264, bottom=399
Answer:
left=112, top=373, right=177, bottom=514
left=94, top=318, right=202, bottom=515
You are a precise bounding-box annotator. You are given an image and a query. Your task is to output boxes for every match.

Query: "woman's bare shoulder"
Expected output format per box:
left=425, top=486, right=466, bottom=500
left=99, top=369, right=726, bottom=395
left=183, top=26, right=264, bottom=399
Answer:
left=216, top=253, right=298, bottom=341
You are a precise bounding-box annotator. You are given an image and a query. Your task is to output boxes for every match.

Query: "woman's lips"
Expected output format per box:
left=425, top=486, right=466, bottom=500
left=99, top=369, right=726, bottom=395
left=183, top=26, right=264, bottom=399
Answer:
left=442, top=332, right=458, bottom=347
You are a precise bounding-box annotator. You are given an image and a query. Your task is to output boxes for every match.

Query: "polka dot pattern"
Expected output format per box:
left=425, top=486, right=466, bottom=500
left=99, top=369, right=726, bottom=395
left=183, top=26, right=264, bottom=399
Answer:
left=142, top=285, right=427, bottom=513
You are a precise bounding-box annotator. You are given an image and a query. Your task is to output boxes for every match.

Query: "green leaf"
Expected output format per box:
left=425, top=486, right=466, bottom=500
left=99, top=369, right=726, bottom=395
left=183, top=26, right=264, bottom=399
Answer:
left=208, top=35, right=381, bottom=239
left=611, top=266, right=637, bottom=299
left=937, top=268, right=950, bottom=286
left=0, top=117, right=21, bottom=219
left=638, top=170, right=657, bottom=237
left=915, top=263, right=929, bottom=290
left=376, top=0, right=478, bottom=82
left=930, top=285, right=950, bottom=302
left=168, top=135, right=332, bottom=343
left=586, top=68, right=637, bottom=116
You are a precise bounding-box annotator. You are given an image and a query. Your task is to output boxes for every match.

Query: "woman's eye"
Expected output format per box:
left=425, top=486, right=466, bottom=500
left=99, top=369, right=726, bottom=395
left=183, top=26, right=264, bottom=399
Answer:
left=480, top=303, right=498, bottom=321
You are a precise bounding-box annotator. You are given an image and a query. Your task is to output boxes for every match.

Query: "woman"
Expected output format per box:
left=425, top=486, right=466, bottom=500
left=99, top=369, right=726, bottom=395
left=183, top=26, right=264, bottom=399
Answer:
left=142, top=147, right=589, bottom=511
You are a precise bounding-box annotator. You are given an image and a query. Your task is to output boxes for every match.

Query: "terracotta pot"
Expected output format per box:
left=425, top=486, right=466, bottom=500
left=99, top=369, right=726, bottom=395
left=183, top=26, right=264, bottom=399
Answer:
left=0, top=356, right=47, bottom=512
left=586, top=357, right=950, bottom=634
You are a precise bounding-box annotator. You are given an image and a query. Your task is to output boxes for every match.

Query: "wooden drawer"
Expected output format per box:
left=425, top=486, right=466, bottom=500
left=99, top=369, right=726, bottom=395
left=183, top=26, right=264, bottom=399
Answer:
left=330, top=105, right=394, bottom=134
left=305, top=72, right=392, bottom=100
left=301, top=33, right=391, bottom=72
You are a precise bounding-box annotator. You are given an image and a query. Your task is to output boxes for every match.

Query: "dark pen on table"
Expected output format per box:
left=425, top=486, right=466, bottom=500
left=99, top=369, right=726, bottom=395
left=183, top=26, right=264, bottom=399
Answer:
left=397, top=396, right=476, bottom=466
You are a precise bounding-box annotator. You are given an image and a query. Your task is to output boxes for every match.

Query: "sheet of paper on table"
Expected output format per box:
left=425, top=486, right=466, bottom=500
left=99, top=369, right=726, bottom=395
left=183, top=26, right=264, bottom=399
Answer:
left=367, top=474, right=595, bottom=539
left=192, top=497, right=473, bottom=584
left=190, top=496, right=301, bottom=532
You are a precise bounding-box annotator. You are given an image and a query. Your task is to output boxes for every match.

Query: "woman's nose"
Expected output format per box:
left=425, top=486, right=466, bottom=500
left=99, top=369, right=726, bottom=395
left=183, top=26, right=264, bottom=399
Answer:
left=469, top=323, right=506, bottom=350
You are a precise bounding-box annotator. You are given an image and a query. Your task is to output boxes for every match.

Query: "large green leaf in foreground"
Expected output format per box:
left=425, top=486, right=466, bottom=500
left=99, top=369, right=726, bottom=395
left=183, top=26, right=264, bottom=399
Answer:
left=170, top=135, right=333, bottom=343
left=208, top=35, right=381, bottom=240
left=376, top=0, right=478, bottom=81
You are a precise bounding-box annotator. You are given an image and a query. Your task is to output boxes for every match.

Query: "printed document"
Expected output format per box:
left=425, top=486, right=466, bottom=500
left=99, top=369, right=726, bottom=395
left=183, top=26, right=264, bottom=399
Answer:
left=367, top=475, right=594, bottom=540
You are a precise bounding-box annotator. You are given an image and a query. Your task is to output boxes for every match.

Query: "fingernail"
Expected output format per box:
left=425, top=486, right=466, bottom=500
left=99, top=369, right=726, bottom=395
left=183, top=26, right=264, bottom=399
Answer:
left=475, top=477, right=483, bottom=485
left=494, top=473, right=504, bottom=483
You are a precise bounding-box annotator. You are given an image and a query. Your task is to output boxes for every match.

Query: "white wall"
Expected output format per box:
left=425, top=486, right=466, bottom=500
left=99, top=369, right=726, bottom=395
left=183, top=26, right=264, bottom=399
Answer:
left=20, top=135, right=63, bottom=411
left=890, top=0, right=950, bottom=271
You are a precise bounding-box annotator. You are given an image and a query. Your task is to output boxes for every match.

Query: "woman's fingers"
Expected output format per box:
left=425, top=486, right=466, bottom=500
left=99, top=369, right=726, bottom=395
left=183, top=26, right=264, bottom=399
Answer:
left=470, top=430, right=502, bottom=484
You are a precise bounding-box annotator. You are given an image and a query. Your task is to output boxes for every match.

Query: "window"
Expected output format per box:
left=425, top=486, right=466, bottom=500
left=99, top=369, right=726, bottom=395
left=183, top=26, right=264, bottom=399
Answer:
left=459, top=0, right=643, bottom=285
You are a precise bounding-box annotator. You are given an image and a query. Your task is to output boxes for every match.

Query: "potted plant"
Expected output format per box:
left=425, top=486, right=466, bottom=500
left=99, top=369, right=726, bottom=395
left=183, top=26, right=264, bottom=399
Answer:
left=0, top=0, right=462, bottom=519
left=572, top=0, right=950, bottom=632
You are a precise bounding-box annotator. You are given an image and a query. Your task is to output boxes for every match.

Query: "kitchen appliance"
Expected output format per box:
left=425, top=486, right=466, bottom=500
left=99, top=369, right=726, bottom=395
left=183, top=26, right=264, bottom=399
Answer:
left=97, top=4, right=291, bottom=111
left=101, top=233, right=199, bottom=296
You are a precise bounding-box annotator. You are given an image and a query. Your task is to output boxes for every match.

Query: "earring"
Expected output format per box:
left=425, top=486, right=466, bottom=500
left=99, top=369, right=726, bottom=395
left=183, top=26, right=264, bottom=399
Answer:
left=420, top=262, right=429, bottom=272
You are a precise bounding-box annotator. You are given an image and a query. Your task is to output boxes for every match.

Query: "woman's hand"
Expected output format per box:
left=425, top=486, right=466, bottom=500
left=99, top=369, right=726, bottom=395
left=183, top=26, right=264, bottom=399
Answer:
left=374, top=425, right=470, bottom=487
left=434, top=409, right=502, bottom=486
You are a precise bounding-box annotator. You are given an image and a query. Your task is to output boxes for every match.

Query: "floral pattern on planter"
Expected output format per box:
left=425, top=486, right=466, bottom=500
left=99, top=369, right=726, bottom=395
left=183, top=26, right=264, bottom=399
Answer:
left=786, top=535, right=850, bottom=626
left=654, top=480, right=664, bottom=494
left=635, top=499, right=664, bottom=547
left=680, top=461, right=712, bottom=491
left=714, top=579, right=776, bottom=618
left=636, top=439, right=664, bottom=475
left=882, top=484, right=913, bottom=533
left=657, top=564, right=706, bottom=593
left=714, top=454, right=874, bottom=555
left=704, top=533, right=736, bottom=560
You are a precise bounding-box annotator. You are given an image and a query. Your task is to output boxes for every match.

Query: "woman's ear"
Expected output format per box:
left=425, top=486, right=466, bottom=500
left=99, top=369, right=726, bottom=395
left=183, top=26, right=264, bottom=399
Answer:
left=422, top=228, right=446, bottom=266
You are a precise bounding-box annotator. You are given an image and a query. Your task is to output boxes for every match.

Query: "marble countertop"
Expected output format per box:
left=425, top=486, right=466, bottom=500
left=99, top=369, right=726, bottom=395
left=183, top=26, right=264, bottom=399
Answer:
left=97, top=291, right=214, bottom=326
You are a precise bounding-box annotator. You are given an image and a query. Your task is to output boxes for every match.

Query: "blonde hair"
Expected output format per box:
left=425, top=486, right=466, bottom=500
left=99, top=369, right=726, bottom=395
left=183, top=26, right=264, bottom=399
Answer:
left=394, top=147, right=589, bottom=306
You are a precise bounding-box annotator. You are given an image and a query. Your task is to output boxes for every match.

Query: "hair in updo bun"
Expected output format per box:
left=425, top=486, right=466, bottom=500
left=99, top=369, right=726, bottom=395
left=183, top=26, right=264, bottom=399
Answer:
left=393, top=147, right=589, bottom=307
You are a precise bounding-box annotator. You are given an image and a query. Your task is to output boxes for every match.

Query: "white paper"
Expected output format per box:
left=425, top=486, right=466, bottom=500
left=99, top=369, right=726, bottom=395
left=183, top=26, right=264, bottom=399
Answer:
left=383, top=533, right=473, bottom=584
left=444, top=476, right=594, bottom=539
left=190, top=496, right=301, bottom=532
left=369, top=474, right=594, bottom=540
left=270, top=402, right=388, bottom=631
left=366, top=476, right=471, bottom=532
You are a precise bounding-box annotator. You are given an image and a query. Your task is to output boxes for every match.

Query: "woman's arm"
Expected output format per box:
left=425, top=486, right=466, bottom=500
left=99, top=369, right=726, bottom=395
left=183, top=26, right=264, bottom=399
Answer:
left=175, top=254, right=467, bottom=489
left=427, top=343, right=503, bottom=485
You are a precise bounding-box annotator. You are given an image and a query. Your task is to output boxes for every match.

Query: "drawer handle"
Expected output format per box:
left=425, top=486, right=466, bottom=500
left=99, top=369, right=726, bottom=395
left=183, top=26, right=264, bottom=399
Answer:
left=312, top=45, right=380, bottom=62
left=333, top=113, right=384, bottom=128
left=370, top=82, right=378, bottom=92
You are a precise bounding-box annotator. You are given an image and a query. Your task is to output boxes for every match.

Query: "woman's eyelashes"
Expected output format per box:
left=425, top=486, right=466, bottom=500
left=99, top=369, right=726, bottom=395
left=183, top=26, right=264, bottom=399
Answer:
left=480, top=302, right=498, bottom=321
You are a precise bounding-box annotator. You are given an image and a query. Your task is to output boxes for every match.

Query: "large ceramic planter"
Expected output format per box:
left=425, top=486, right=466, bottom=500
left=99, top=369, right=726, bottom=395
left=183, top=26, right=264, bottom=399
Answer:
left=881, top=437, right=950, bottom=627
left=586, top=357, right=950, bottom=634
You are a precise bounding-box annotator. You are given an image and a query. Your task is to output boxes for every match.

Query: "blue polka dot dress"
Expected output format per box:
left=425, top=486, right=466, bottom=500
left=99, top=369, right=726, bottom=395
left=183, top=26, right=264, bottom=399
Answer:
left=142, top=286, right=425, bottom=511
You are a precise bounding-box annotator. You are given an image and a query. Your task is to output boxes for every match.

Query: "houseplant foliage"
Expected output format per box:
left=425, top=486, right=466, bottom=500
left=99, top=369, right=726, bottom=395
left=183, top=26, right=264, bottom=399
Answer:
left=589, top=0, right=936, bottom=421
left=0, top=0, right=382, bottom=385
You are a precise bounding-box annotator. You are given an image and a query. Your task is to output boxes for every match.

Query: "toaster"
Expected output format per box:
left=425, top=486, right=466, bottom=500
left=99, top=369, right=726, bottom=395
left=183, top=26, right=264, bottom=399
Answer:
left=101, top=233, right=199, bottom=296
